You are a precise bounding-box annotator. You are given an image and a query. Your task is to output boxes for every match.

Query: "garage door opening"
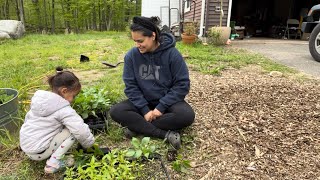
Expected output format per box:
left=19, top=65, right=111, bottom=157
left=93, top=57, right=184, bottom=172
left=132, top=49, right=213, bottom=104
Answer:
left=230, top=0, right=319, bottom=39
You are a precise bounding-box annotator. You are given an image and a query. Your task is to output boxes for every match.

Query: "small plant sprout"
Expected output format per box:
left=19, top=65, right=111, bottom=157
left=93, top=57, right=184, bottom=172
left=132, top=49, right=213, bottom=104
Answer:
left=171, top=154, right=191, bottom=173
left=125, top=137, right=156, bottom=160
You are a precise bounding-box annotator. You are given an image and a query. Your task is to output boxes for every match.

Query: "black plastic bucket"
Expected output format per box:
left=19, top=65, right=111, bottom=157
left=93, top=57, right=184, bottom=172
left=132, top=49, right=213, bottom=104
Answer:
left=0, top=88, right=19, bottom=132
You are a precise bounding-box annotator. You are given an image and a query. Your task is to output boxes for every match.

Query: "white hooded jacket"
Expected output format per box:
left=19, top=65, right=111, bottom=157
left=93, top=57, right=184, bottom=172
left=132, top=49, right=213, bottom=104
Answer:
left=20, top=90, right=94, bottom=154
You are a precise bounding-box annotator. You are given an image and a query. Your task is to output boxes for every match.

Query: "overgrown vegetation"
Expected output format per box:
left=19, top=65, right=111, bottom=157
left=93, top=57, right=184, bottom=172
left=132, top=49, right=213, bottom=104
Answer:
left=0, top=32, right=297, bottom=179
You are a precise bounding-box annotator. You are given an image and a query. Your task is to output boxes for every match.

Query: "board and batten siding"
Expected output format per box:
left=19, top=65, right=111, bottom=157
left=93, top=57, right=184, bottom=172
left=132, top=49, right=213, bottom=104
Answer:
left=182, top=0, right=230, bottom=33
left=183, top=0, right=203, bottom=22
left=141, top=0, right=180, bottom=27
left=205, top=0, right=229, bottom=30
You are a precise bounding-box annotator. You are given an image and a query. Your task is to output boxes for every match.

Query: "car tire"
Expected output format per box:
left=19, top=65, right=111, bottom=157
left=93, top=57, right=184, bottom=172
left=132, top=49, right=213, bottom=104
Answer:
left=309, top=23, right=320, bottom=62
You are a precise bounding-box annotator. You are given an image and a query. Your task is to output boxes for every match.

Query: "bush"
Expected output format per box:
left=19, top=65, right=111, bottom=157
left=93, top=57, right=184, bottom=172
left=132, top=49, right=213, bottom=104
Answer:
left=207, top=27, right=224, bottom=45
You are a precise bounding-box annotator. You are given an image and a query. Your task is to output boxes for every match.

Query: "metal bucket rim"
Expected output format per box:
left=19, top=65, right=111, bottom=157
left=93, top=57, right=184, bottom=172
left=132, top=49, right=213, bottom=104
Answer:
left=0, top=88, right=19, bottom=107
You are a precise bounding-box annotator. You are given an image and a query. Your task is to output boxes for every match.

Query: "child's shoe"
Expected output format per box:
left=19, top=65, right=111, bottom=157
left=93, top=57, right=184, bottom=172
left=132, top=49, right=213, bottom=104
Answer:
left=44, top=160, right=65, bottom=173
left=44, top=156, right=74, bottom=173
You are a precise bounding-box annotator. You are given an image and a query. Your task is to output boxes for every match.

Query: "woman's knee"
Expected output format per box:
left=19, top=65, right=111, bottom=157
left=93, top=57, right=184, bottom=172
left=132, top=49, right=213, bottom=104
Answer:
left=181, top=109, right=195, bottom=126
left=172, top=102, right=195, bottom=125
left=109, top=104, right=118, bottom=119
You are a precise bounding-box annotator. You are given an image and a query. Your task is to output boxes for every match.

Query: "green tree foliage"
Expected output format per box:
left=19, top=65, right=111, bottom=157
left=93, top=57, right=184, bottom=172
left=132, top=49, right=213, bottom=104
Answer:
left=0, top=0, right=141, bottom=33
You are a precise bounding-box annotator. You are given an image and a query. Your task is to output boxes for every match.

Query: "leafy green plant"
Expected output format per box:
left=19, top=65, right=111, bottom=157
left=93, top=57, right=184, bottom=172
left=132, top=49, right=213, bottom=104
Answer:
left=72, top=87, right=111, bottom=119
left=65, top=149, right=143, bottom=180
left=207, top=27, right=223, bottom=45
left=183, top=21, right=198, bottom=36
left=0, top=90, right=14, bottom=105
left=125, top=137, right=156, bottom=160
left=171, top=155, right=191, bottom=173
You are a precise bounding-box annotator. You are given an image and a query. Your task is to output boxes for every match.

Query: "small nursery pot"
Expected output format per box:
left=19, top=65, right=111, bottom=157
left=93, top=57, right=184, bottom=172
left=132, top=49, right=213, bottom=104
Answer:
left=84, top=112, right=107, bottom=132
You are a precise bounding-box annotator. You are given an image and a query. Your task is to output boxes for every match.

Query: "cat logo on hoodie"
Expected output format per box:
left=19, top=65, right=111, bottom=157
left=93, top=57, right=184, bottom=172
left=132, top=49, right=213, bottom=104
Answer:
left=139, top=64, right=160, bottom=80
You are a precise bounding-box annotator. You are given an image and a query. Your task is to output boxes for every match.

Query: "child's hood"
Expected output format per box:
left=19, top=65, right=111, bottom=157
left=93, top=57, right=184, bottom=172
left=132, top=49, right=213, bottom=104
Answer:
left=30, top=90, right=70, bottom=116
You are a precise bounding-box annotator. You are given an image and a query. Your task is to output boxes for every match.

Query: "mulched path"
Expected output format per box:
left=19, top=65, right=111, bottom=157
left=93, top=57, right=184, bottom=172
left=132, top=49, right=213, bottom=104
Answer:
left=179, top=66, right=320, bottom=179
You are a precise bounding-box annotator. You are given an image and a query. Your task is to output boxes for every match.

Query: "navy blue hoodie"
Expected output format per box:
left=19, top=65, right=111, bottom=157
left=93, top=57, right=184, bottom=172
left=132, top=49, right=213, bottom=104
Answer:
left=123, top=33, right=190, bottom=115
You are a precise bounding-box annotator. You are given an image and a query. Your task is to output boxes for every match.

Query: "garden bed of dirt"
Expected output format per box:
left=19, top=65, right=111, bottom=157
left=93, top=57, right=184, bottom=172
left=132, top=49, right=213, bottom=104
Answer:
left=2, top=65, right=320, bottom=179
left=182, top=66, right=320, bottom=179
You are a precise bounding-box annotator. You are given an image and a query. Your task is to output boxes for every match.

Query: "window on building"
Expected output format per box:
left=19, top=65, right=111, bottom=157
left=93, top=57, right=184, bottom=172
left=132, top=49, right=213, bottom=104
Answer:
left=185, top=0, right=191, bottom=12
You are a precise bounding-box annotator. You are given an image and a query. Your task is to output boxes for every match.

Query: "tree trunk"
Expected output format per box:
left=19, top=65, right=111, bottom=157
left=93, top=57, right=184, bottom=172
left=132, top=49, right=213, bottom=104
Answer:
left=5, top=0, right=10, bottom=19
left=101, top=0, right=107, bottom=31
left=51, top=0, right=55, bottom=33
left=98, top=0, right=101, bottom=31
left=73, top=2, right=79, bottom=33
left=92, top=2, right=97, bottom=30
left=106, top=0, right=115, bottom=31
left=43, top=0, right=48, bottom=32
left=32, top=0, right=42, bottom=31
left=135, top=0, right=140, bottom=15
left=19, top=0, right=25, bottom=24
left=65, top=0, right=71, bottom=33
left=15, top=0, right=20, bottom=20
left=1, top=5, right=6, bottom=19
left=60, top=0, right=67, bottom=29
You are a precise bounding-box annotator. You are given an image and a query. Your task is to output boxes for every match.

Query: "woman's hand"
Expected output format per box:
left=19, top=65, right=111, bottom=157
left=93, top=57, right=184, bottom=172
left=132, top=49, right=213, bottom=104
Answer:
left=144, top=111, right=155, bottom=122
left=152, top=109, right=163, bottom=119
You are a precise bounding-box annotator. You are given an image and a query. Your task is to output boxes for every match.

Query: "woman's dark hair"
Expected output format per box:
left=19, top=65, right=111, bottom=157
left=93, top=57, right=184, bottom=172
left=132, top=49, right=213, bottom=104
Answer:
left=130, top=16, right=161, bottom=42
left=48, top=66, right=81, bottom=92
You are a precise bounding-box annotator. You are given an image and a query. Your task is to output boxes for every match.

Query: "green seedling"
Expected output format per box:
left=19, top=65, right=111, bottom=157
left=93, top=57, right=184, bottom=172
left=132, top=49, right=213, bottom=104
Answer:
left=65, top=149, right=142, bottom=180
left=171, top=155, right=191, bottom=173
left=125, top=137, right=156, bottom=160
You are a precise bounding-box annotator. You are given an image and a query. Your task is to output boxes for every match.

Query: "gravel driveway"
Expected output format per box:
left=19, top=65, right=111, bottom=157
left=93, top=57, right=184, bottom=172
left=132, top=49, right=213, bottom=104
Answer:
left=231, top=38, right=320, bottom=79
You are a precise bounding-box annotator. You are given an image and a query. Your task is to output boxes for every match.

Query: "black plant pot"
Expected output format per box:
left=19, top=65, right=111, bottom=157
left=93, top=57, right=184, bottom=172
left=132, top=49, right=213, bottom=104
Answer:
left=84, top=112, right=107, bottom=132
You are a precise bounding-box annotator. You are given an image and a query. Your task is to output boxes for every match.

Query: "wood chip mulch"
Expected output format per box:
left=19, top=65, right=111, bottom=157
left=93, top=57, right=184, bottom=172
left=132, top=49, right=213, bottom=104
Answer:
left=181, top=66, right=320, bottom=180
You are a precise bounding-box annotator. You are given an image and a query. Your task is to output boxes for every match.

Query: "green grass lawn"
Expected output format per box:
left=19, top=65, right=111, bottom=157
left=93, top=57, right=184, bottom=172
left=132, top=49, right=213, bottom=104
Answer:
left=0, top=32, right=297, bottom=179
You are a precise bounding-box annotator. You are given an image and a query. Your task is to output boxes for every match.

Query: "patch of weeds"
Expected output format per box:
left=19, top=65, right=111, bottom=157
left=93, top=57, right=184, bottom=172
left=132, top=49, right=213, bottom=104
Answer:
left=171, top=154, right=191, bottom=173
left=0, top=129, right=20, bottom=150
left=106, top=121, right=124, bottom=142
left=15, top=158, right=51, bottom=180
left=181, top=128, right=196, bottom=150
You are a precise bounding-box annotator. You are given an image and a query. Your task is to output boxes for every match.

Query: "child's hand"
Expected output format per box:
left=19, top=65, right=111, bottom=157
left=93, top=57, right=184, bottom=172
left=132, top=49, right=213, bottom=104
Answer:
left=77, top=143, right=110, bottom=155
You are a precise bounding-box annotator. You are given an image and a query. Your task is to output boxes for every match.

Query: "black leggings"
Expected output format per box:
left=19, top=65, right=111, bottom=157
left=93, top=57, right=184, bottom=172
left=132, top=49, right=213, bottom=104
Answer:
left=109, top=100, right=195, bottom=139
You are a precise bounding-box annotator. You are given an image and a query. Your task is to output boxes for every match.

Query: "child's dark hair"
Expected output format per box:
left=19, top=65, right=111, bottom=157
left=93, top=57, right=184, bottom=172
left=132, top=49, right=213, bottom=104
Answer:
left=130, top=16, right=161, bottom=42
left=48, top=67, right=81, bottom=92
